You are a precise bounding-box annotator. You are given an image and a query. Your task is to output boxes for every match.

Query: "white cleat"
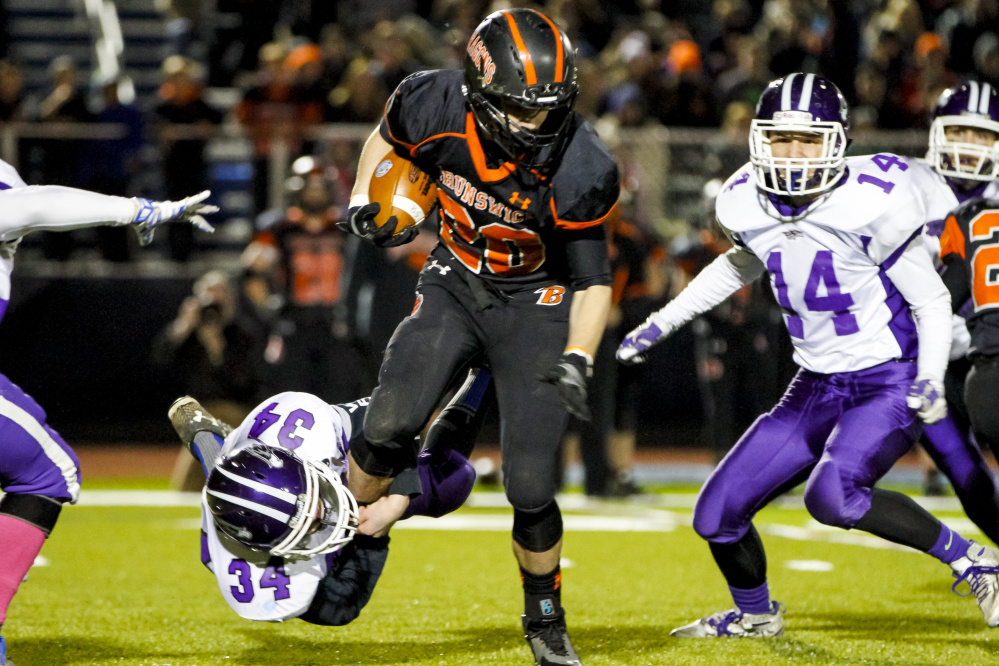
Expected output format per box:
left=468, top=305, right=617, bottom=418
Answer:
left=671, top=602, right=785, bottom=638
left=951, top=541, right=999, bottom=627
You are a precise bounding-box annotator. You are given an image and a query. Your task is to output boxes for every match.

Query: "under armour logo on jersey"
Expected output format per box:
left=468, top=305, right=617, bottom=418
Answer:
left=509, top=192, right=531, bottom=210
left=727, top=173, right=750, bottom=191
left=536, top=285, right=566, bottom=305
left=427, top=259, right=451, bottom=276
left=783, top=229, right=804, bottom=240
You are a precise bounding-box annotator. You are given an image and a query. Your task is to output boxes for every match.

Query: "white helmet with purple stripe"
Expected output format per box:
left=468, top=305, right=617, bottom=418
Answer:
left=927, top=81, right=999, bottom=182
left=749, top=73, right=850, bottom=196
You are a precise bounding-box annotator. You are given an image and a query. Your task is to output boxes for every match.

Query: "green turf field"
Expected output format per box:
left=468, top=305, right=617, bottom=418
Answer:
left=6, top=486, right=999, bottom=665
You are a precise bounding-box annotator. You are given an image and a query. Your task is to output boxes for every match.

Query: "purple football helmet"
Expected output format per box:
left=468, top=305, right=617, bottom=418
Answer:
left=207, top=444, right=358, bottom=559
left=928, top=81, right=999, bottom=182
left=749, top=73, right=850, bottom=195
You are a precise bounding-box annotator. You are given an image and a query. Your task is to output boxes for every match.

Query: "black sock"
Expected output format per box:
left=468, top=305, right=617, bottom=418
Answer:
left=854, top=488, right=942, bottom=551
left=521, top=566, right=563, bottom=624
left=709, top=524, right=768, bottom=589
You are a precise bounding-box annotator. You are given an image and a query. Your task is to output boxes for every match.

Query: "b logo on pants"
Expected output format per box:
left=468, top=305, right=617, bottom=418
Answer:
left=535, top=286, right=565, bottom=306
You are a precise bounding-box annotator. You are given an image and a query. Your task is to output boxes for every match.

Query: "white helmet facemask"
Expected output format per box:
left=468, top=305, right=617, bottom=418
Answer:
left=927, top=115, right=999, bottom=182
left=270, top=460, right=359, bottom=560
left=749, top=112, right=848, bottom=196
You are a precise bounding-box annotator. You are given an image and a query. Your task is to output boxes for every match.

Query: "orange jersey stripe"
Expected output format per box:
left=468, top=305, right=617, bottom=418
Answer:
left=536, top=12, right=564, bottom=83
left=465, top=113, right=516, bottom=182
left=504, top=12, right=537, bottom=85
left=550, top=199, right=619, bottom=230
left=939, top=215, right=966, bottom=260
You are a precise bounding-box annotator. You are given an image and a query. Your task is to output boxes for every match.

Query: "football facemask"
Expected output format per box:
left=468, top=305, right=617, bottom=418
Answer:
left=928, top=118, right=999, bottom=182
left=749, top=120, right=848, bottom=195
left=928, top=81, right=999, bottom=183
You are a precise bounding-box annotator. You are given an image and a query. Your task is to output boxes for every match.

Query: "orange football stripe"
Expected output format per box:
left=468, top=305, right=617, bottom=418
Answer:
left=550, top=199, right=619, bottom=230
left=536, top=12, right=564, bottom=82
left=504, top=12, right=536, bottom=85
left=939, top=215, right=966, bottom=260
left=465, top=113, right=516, bottom=182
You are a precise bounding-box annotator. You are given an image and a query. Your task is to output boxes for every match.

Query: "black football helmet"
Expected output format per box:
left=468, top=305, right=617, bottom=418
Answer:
left=464, top=8, right=578, bottom=172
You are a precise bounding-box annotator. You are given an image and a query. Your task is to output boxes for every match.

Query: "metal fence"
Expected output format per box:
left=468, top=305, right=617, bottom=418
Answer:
left=0, top=121, right=940, bottom=249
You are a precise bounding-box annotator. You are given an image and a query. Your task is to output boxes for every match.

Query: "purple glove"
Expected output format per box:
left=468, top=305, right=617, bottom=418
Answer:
left=616, top=319, right=665, bottom=365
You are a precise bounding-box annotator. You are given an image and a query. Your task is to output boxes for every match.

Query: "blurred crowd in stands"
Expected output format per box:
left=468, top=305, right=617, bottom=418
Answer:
left=0, top=0, right=988, bottom=491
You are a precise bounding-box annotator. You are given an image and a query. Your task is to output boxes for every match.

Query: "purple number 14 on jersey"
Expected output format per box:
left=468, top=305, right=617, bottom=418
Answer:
left=768, top=250, right=858, bottom=338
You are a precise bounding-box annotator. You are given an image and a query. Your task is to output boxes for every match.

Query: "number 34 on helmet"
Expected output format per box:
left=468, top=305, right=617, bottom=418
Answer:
left=206, top=445, right=359, bottom=560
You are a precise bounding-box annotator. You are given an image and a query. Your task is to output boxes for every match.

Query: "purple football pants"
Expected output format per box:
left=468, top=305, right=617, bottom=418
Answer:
left=693, top=360, right=921, bottom=543
left=0, top=373, right=79, bottom=502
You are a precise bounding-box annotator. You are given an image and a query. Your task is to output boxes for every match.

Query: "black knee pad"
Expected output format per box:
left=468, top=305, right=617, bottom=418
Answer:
left=513, top=501, right=563, bottom=553
left=0, top=492, right=63, bottom=535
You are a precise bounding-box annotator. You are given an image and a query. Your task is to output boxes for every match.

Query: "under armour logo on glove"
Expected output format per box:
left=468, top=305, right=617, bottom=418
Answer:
left=616, top=319, right=665, bottom=365
left=130, top=191, right=217, bottom=246
left=906, top=377, right=947, bottom=424
left=538, top=350, right=592, bottom=421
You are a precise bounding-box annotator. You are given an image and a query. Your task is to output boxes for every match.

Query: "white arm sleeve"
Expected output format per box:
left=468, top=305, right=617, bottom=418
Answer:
left=884, top=235, right=952, bottom=383
left=649, top=246, right=765, bottom=334
left=0, top=185, right=135, bottom=242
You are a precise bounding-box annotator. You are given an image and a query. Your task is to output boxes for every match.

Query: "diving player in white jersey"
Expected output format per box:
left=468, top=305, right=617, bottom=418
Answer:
left=0, top=166, right=216, bottom=666
left=617, top=74, right=999, bottom=637
left=167, top=368, right=489, bottom=624
left=907, top=81, right=999, bottom=547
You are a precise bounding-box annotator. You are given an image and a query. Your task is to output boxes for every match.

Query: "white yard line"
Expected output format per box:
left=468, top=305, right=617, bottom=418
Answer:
left=76, top=491, right=981, bottom=551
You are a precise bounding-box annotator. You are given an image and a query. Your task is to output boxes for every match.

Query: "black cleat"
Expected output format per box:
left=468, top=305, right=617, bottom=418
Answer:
left=522, top=615, right=582, bottom=666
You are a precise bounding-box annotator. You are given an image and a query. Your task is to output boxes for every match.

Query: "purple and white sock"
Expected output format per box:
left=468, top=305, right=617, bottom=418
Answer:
left=927, top=525, right=971, bottom=565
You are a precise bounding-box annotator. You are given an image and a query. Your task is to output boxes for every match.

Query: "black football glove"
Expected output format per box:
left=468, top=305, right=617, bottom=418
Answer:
left=538, top=350, right=593, bottom=421
left=337, top=202, right=418, bottom=248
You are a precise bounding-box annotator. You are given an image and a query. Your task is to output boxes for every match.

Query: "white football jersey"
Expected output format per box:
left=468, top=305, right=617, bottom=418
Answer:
left=716, top=154, right=954, bottom=374
left=201, top=392, right=363, bottom=622
left=915, top=161, right=999, bottom=359
left=0, top=159, right=27, bottom=322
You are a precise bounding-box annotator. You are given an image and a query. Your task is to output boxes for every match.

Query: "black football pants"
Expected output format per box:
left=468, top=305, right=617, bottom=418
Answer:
left=356, top=250, right=572, bottom=512
left=966, top=354, right=999, bottom=458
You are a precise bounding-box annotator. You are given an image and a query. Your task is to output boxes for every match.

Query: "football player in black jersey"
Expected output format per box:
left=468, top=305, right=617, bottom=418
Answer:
left=939, top=198, right=999, bottom=463
left=338, top=8, right=618, bottom=666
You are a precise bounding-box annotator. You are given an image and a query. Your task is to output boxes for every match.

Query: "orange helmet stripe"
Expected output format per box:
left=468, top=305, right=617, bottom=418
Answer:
left=536, top=12, right=564, bottom=83
left=503, top=12, right=537, bottom=85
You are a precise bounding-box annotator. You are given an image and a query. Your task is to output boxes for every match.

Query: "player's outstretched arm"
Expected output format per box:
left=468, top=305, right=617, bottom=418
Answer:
left=131, top=191, right=217, bottom=245
left=885, top=237, right=953, bottom=424
left=0, top=185, right=216, bottom=244
left=617, top=246, right=764, bottom=364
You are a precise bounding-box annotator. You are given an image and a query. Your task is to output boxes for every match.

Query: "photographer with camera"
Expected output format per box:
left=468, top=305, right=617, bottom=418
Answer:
left=153, top=270, right=265, bottom=435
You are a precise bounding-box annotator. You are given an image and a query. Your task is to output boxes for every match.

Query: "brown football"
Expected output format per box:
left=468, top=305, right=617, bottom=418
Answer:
left=367, top=150, right=438, bottom=233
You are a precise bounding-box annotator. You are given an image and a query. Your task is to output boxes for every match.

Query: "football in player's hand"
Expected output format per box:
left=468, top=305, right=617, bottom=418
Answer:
left=367, top=150, right=437, bottom=235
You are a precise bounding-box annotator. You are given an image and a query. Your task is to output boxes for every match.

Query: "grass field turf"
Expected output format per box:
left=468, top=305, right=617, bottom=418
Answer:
left=6, top=485, right=999, bottom=666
